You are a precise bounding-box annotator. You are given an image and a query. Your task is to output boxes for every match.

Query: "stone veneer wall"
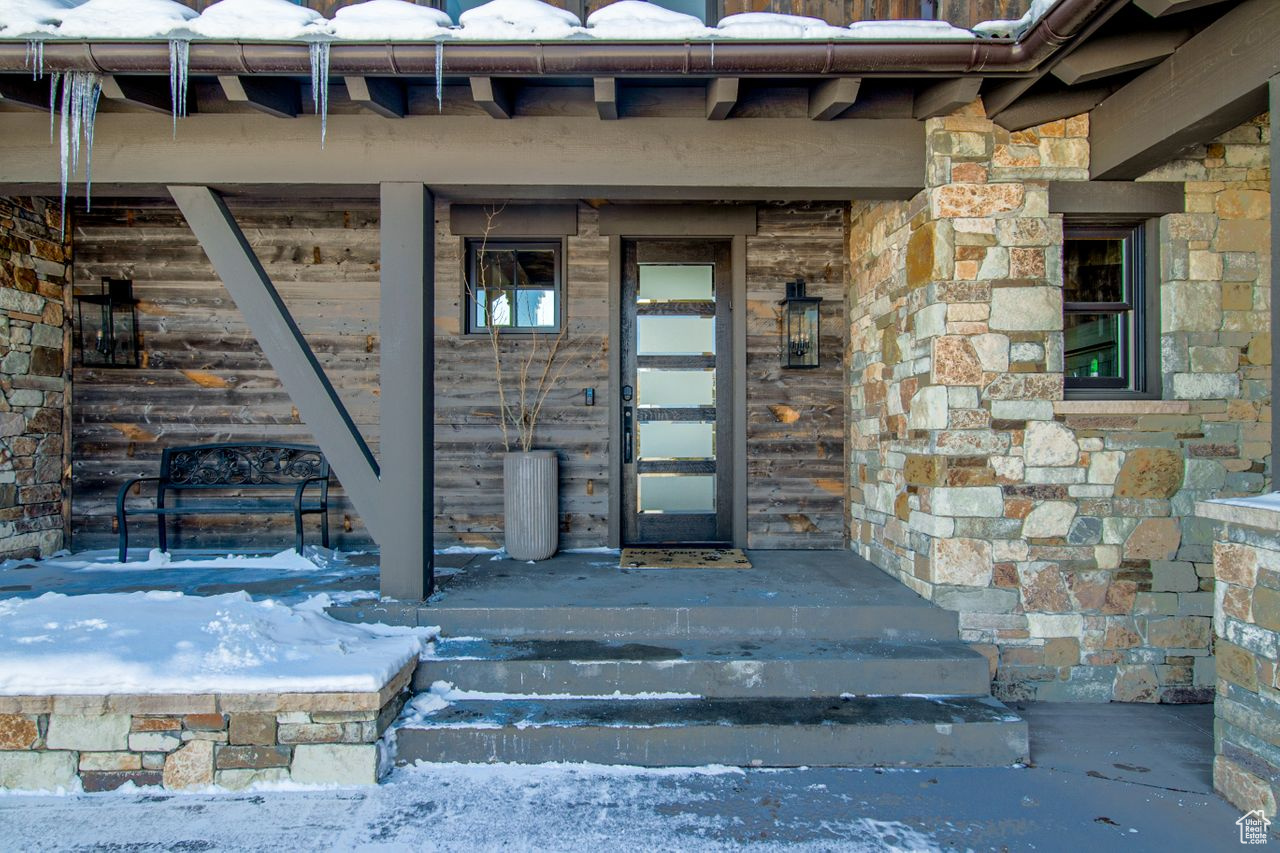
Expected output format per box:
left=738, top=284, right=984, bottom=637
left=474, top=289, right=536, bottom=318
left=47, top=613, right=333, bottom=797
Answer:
left=0, top=197, right=71, bottom=559
left=1200, top=499, right=1280, bottom=816
left=847, top=104, right=1271, bottom=702
left=0, top=660, right=412, bottom=792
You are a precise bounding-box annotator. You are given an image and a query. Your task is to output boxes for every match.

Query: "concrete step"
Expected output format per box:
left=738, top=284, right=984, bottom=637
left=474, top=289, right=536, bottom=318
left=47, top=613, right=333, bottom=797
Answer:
left=394, top=695, right=1030, bottom=768
left=405, top=603, right=960, bottom=643
left=415, top=637, right=992, bottom=698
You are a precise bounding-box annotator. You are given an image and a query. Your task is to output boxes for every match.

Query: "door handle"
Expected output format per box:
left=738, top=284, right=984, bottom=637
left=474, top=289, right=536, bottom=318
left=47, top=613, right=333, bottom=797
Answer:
left=623, top=406, right=634, bottom=465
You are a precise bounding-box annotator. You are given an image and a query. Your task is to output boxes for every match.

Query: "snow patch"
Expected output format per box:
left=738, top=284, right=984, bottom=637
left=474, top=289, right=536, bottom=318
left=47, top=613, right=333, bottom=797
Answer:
left=77, top=547, right=323, bottom=573
left=0, top=0, right=82, bottom=38
left=716, top=12, right=849, bottom=40
left=846, top=20, right=974, bottom=40
left=0, top=590, right=433, bottom=695
left=974, top=0, right=1063, bottom=40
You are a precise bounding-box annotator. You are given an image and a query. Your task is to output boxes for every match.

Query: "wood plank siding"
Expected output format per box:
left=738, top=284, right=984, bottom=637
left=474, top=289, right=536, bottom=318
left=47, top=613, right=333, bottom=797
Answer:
left=178, top=0, right=1031, bottom=29
left=70, top=200, right=846, bottom=552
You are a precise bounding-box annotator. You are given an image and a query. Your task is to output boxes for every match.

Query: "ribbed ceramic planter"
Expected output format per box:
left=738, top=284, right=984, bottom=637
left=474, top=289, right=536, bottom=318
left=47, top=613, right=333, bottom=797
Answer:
left=503, top=450, right=559, bottom=561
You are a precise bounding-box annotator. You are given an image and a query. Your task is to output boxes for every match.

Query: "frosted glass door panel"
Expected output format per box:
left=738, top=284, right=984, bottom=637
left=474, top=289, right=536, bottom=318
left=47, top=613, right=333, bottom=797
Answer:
left=637, top=316, right=714, bottom=355
left=638, top=421, right=714, bottom=460
left=638, top=474, right=715, bottom=513
left=637, top=369, right=715, bottom=408
left=638, top=264, right=713, bottom=303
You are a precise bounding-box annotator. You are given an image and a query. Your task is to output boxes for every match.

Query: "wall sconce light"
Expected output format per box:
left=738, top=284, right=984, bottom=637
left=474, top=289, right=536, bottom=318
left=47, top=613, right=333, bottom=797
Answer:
left=76, top=277, right=139, bottom=368
left=779, top=277, right=822, bottom=369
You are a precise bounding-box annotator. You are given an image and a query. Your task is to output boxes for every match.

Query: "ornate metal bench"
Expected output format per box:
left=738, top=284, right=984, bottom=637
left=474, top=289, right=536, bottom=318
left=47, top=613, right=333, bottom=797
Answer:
left=116, top=443, right=330, bottom=561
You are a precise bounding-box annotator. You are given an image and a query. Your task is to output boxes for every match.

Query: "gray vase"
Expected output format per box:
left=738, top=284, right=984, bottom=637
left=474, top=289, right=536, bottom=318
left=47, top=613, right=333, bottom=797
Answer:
left=503, top=450, right=559, bottom=561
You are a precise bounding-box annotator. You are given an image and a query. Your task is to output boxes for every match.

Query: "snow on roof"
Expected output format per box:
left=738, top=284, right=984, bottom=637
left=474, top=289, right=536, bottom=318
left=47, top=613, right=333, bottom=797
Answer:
left=186, top=0, right=330, bottom=40
left=330, top=0, right=451, bottom=41
left=0, top=590, right=432, bottom=695
left=585, top=1, right=709, bottom=40
left=975, top=0, right=1062, bottom=40
left=0, top=0, right=1017, bottom=43
left=56, top=0, right=195, bottom=40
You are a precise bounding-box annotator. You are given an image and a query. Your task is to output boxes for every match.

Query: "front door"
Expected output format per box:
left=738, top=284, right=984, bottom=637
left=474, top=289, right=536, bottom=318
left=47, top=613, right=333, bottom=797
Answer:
left=621, top=239, right=733, bottom=545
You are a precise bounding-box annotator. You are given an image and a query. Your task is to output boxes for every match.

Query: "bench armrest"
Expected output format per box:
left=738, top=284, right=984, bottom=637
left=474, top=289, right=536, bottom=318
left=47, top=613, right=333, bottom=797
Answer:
left=294, top=476, right=330, bottom=515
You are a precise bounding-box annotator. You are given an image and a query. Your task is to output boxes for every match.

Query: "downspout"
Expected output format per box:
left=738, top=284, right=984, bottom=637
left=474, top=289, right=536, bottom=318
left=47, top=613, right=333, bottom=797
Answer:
left=0, top=0, right=1123, bottom=77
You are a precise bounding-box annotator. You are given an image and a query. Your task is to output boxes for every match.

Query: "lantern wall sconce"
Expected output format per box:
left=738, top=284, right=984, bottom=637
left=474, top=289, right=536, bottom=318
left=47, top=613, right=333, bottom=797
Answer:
left=779, top=277, right=822, bottom=369
left=75, top=277, right=139, bottom=368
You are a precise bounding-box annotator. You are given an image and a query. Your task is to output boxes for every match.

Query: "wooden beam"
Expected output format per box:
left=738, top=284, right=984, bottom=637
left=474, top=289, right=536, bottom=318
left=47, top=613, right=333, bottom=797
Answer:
left=706, top=78, right=738, bottom=121
left=982, top=77, right=1038, bottom=119
left=217, top=76, right=300, bottom=119
left=993, top=85, right=1117, bottom=132
left=343, top=76, right=405, bottom=119
left=594, top=77, right=618, bottom=120
left=1051, top=30, right=1189, bottom=86
left=0, top=112, right=926, bottom=199
left=167, top=185, right=386, bottom=544
left=100, top=75, right=174, bottom=115
left=1048, top=181, right=1185, bottom=217
left=0, top=77, right=50, bottom=111
left=378, top=182, right=433, bottom=601
left=1091, top=0, right=1280, bottom=179
left=470, top=76, right=512, bottom=119
left=1135, top=0, right=1231, bottom=15
left=598, top=204, right=757, bottom=237
left=809, top=77, right=861, bottom=121
left=450, top=203, right=578, bottom=237
left=913, top=77, right=982, bottom=120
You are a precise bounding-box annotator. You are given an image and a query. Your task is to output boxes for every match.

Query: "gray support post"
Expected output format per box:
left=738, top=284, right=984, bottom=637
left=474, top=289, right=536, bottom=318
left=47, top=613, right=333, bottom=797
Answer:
left=168, top=185, right=387, bottom=544
left=379, top=183, right=434, bottom=601
left=731, top=235, right=747, bottom=548
left=1271, top=77, right=1279, bottom=489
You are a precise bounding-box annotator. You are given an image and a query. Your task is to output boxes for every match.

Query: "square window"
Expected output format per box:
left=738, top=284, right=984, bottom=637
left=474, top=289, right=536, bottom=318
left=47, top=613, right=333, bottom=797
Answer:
left=466, top=241, right=562, bottom=334
left=1063, top=225, right=1148, bottom=394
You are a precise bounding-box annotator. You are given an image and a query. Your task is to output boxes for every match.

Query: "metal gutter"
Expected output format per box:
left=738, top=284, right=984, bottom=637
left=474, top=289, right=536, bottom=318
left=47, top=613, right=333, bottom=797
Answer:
left=0, top=0, right=1120, bottom=77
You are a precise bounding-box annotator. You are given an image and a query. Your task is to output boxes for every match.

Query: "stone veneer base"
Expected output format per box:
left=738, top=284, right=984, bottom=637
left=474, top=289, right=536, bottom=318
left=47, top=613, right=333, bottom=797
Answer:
left=0, top=659, right=415, bottom=792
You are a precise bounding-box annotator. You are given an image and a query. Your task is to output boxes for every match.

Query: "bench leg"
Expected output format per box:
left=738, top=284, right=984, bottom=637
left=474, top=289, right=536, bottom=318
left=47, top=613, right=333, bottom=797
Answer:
left=321, top=509, right=330, bottom=550
left=158, top=516, right=168, bottom=553
left=295, top=510, right=305, bottom=555
left=118, top=513, right=128, bottom=562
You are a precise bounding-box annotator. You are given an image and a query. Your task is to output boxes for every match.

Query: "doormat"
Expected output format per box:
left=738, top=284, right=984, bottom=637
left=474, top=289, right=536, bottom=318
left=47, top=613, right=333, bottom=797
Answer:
left=620, top=548, right=752, bottom=569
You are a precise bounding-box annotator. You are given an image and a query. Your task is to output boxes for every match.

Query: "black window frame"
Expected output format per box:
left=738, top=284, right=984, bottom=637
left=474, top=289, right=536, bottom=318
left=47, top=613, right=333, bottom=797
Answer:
left=464, top=239, right=564, bottom=336
left=1062, top=222, right=1157, bottom=399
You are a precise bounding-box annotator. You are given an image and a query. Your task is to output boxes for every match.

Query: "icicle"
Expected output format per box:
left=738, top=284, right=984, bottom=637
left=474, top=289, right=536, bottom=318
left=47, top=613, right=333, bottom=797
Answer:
left=309, top=41, right=330, bottom=147
left=434, top=39, right=443, bottom=113
left=168, top=38, right=190, bottom=138
left=48, top=72, right=61, bottom=143
left=26, top=40, right=44, bottom=80
left=56, top=72, right=102, bottom=233
left=709, top=40, right=714, bottom=71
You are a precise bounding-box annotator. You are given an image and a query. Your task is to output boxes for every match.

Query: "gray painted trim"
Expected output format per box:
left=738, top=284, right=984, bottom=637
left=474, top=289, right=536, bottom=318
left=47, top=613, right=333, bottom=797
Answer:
left=1048, top=181, right=1184, bottom=217
left=731, top=234, right=747, bottom=549
left=607, top=236, right=622, bottom=549
left=598, top=205, right=758, bottom=237
left=1090, top=0, right=1280, bottom=179
left=379, top=182, right=434, bottom=601
left=450, top=204, right=578, bottom=237
left=0, top=113, right=926, bottom=200
left=1271, top=76, right=1279, bottom=487
left=167, top=185, right=386, bottom=543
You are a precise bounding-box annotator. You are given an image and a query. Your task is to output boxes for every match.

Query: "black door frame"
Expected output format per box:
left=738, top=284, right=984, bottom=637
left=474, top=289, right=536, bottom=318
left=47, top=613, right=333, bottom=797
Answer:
left=602, top=205, right=754, bottom=550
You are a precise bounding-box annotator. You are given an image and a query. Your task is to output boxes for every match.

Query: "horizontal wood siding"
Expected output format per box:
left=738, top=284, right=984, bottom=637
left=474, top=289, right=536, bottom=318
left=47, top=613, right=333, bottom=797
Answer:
left=71, top=200, right=844, bottom=552
left=71, top=201, right=382, bottom=552
left=745, top=204, right=848, bottom=549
